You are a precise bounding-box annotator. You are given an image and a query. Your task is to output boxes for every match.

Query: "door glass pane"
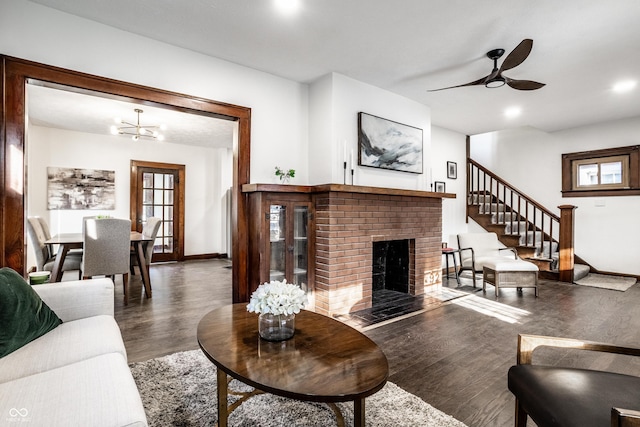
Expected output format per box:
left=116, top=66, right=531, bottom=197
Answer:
left=143, top=173, right=153, bottom=188
left=601, top=161, right=622, bottom=184
left=163, top=237, right=173, bottom=253
left=293, top=206, right=308, bottom=292
left=164, top=221, right=173, bottom=237
left=154, top=173, right=164, bottom=188
left=154, top=206, right=163, bottom=218
left=144, top=206, right=154, bottom=220
left=269, top=205, right=286, bottom=281
left=164, top=174, right=174, bottom=189
left=143, top=189, right=154, bottom=204
left=165, top=190, right=174, bottom=204
left=154, top=189, right=164, bottom=204
left=164, top=206, right=173, bottom=221
left=577, top=164, right=598, bottom=186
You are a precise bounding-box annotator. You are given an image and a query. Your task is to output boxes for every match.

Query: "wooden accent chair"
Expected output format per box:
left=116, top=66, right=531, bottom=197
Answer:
left=508, top=334, right=640, bottom=427
left=457, top=232, right=518, bottom=286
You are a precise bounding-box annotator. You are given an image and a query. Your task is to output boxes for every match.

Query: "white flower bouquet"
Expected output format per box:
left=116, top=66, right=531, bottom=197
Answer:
left=246, top=279, right=307, bottom=315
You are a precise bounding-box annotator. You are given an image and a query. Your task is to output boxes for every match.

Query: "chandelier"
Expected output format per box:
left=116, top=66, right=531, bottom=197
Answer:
left=110, top=108, right=165, bottom=141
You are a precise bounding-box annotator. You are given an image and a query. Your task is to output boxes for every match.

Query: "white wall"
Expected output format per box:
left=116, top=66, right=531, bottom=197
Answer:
left=470, top=117, right=640, bottom=275
left=25, top=125, right=231, bottom=270
left=0, top=0, right=308, bottom=184
left=431, top=126, right=468, bottom=247
left=308, top=73, right=432, bottom=189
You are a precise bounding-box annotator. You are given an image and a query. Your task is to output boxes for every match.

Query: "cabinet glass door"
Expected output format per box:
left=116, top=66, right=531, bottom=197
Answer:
left=269, top=205, right=286, bottom=281
left=293, top=206, right=308, bottom=292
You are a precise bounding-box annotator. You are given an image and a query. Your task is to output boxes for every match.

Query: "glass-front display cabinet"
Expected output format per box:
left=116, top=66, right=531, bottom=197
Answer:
left=246, top=189, right=315, bottom=308
left=269, top=203, right=310, bottom=291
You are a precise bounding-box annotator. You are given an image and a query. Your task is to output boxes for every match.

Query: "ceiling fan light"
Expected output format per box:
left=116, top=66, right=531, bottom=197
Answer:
left=110, top=125, right=119, bottom=135
left=485, top=77, right=506, bottom=88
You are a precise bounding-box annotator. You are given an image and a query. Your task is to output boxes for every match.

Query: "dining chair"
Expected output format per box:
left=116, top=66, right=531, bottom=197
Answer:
left=81, top=218, right=132, bottom=304
left=26, top=216, right=82, bottom=279
left=130, top=217, right=162, bottom=276
left=37, top=215, right=84, bottom=258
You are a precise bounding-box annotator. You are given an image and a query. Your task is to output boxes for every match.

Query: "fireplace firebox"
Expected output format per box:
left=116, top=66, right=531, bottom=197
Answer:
left=372, top=240, right=410, bottom=294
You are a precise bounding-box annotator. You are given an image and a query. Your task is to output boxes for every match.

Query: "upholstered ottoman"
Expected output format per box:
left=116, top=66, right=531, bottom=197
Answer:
left=482, top=258, right=539, bottom=297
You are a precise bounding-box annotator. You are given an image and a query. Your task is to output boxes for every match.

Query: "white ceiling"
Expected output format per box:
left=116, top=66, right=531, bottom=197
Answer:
left=28, top=84, right=236, bottom=148
left=27, top=0, right=640, bottom=136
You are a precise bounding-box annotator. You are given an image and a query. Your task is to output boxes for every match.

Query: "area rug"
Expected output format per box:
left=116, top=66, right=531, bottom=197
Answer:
left=130, top=349, right=467, bottom=427
left=574, top=273, right=637, bottom=291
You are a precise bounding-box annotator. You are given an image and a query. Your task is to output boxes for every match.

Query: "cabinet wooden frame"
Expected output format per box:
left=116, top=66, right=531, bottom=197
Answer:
left=247, top=191, right=315, bottom=310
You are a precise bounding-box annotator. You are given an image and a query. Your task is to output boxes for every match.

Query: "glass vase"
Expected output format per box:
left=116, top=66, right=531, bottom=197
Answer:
left=258, top=312, right=295, bottom=341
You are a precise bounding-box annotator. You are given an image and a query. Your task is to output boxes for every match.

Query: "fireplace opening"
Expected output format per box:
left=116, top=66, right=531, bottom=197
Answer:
left=372, top=239, right=409, bottom=294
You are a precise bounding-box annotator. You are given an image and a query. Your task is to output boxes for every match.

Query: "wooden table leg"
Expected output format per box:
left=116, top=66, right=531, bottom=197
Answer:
left=217, top=369, right=228, bottom=427
left=354, top=398, right=365, bottom=427
left=50, top=244, right=70, bottom=282
left=134, top=242, right=152, bottom=298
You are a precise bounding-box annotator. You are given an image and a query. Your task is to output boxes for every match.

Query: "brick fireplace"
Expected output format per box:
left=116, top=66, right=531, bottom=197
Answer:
left=243, top=184, right=453, bottom=317
left=313, top=186, right=449, bottom=316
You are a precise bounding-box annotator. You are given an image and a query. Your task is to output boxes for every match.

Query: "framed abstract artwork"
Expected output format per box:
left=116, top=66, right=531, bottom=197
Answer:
left=447, top=161, right=457, bottom=179
left=47, top=167, right=116, bottom=210
left=434, top=181, right=446, bottom=193
left=358, top=112, right=423, bottom=174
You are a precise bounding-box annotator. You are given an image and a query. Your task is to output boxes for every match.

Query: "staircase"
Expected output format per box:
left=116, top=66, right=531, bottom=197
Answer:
left=467, top=159, right=590, bottom=282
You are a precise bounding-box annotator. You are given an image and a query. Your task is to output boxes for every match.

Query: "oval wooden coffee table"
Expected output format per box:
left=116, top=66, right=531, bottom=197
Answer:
left=197, top=304, right=389, bottom=427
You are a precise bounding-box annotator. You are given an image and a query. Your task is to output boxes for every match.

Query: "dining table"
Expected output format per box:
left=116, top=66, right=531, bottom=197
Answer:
left=45, top=231, right=154, bottom=298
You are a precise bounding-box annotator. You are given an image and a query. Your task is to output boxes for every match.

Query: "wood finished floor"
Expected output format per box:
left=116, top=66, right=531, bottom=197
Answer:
left=114, top=260, right=640, bottom=427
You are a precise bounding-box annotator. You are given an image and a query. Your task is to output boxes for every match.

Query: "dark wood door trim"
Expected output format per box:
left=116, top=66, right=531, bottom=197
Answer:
left=1, top=55, right=252, bottom=302
left=130, top=160, right=185, bottom=262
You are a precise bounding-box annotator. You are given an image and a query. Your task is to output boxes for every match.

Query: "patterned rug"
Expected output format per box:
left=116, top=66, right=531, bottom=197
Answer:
left=574, top=273, right=637, bottom=291
left=130, top=349, right=467, bottom=427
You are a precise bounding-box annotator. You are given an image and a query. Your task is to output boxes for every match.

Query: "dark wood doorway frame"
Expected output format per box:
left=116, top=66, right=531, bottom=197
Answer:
left=0, top=55, right=252, bottom=302
left=130, top=160, right=186, bottom=263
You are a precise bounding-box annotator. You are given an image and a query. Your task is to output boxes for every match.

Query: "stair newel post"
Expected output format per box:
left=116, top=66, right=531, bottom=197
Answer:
left=558, top=205, right=577, bottom=282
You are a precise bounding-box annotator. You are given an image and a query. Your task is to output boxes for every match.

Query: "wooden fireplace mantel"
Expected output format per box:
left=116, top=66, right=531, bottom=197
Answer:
left=242, top=183, right=456, bottom=199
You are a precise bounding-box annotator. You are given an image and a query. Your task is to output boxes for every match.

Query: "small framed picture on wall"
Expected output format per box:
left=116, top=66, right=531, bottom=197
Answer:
left=435, top=181, right=446, bottom=193
left=447, top=161, right=457, bottom=179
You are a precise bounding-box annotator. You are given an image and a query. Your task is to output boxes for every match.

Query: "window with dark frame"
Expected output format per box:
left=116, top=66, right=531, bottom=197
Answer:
left=562, top=145, right=640, bottom=197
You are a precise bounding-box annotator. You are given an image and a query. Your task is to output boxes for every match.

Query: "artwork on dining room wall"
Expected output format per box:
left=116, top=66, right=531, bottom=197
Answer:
left=47, top=167, right=116, bottom=210
left=357, top=112, right=423, bottom=174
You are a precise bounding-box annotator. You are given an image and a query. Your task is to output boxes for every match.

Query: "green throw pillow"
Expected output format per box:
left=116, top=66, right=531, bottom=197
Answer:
left=0, top=267, right=62, bottom=358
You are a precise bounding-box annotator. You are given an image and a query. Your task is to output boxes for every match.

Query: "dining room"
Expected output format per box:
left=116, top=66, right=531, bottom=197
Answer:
left=24, top=83, right=235, bottom=295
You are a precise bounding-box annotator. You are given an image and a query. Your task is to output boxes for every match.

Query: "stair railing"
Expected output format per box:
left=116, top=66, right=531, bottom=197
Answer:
left=467, top=159, right=572, bottom=275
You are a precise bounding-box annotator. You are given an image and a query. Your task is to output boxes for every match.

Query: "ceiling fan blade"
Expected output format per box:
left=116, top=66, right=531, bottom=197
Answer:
left=427, top=76, right=488, bottom=92
left=506, top=79, right=546, bottom=90
left=499, top=39, right=533, bottom=73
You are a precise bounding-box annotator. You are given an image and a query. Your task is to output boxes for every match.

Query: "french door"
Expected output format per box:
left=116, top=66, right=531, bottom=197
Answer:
left=130, top=160, right=185, bottom=262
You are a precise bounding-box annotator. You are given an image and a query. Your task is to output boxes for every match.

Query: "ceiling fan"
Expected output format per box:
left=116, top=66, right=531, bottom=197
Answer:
left=428, top=39, right=545, bottom=92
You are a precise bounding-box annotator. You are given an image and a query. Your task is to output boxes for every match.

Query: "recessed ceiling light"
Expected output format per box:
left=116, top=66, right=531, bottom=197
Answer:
left=274, top=0, right=300, bottom=15
left=504, top=107, right=521, bottom=118
left=613, top=80, right=637, bottom=93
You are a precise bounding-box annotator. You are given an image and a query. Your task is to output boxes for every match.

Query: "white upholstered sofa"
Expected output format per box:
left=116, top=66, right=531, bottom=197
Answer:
left=0, top=278, right=147, bottom=426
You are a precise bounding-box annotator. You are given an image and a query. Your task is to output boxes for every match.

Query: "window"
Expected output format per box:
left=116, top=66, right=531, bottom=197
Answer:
left=562, top=146, right=640, bottom=197
left=573, top=155, right=628, bottom=190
